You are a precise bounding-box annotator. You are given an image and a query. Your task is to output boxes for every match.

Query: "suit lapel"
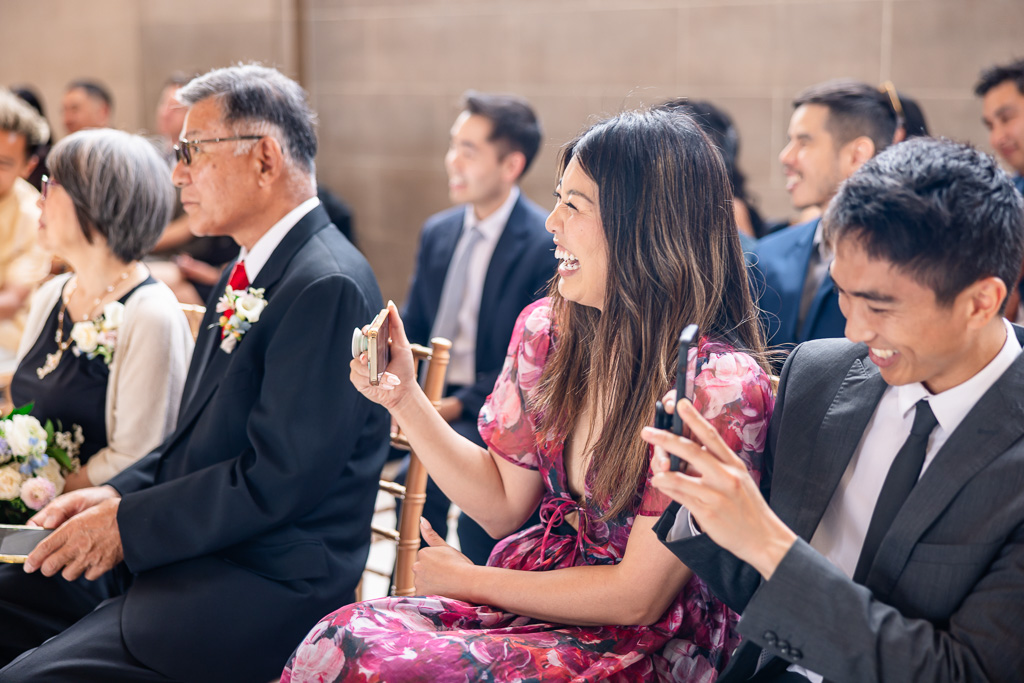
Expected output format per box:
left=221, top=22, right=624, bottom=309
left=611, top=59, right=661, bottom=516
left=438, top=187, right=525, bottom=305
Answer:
left=175, top=204, right=333, bottom=432
left=867, top=349, right=1024, bottom=597
left=478, top=197, right=531, bottom=338
left=179, top=266, right=235, bottom=412
left=777, top=355, right=888, bottom=539
left=778, top=220, right=818, bottom=343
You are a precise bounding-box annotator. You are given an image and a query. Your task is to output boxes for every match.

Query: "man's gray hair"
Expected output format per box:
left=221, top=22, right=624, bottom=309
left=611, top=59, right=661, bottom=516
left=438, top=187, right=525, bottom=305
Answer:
left=0, top=89, right=49, bottom=153
left=178, top=64, right=318, bottom=174
left=47, top=129, right=174, bottom=262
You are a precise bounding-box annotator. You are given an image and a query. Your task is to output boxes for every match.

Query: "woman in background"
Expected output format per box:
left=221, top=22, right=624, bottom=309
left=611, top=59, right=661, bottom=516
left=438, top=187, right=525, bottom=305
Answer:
left=11, top=128, right=193, bottom=493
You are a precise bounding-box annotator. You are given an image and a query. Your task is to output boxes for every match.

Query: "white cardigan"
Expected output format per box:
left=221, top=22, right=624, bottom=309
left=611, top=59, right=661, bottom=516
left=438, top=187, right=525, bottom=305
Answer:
left=16, top=274, right=195, bottom=484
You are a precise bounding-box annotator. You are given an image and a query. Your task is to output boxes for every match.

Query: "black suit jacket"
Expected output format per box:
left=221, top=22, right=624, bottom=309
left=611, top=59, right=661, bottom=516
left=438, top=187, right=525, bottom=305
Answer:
left=108, top=205, right=389, bottom=682
left=657, top=330, right=1024, bottom=682
left=402, top=193, right=553, bottom=435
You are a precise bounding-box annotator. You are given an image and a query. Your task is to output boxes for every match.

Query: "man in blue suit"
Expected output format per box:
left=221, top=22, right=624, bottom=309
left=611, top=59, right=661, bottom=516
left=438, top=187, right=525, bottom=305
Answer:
left=0, top=65, right=388, bottom=682
left=401, top=92, right=553, bottom=564
left=754, top=80, right=897, bottom=354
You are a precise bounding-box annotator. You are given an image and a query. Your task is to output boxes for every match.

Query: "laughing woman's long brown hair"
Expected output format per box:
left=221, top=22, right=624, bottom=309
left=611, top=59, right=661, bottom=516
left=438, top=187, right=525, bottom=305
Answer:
left=536, top=109, right=769, bottom=521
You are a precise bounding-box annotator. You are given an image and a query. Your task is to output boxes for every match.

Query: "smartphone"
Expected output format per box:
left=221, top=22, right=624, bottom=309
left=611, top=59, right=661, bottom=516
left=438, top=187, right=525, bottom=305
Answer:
left=366, top=308, right=391, bottom=386
left=666, top=324, right=699, bottom=472
left=0, top=525, right=52, bottom=563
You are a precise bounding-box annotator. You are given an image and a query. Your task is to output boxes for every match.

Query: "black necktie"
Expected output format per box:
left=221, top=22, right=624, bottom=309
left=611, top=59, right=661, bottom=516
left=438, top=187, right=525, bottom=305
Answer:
left=853, top=399, right=938, bottom=584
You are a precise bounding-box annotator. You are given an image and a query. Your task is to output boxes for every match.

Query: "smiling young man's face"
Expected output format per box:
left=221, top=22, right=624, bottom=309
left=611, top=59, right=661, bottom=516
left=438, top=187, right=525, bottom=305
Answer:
left=831, top=235, right=989, bottom=394
left=982, top=80, right=1024, bottom=176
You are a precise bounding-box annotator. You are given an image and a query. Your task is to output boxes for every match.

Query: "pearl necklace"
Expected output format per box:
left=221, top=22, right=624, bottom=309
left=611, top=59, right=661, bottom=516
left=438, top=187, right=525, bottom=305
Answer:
left=36, top=264, right=137, bottom=380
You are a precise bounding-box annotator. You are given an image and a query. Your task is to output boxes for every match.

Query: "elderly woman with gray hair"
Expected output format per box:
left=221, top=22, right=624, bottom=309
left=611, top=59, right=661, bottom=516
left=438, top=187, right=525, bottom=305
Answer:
left=8, top=128, right=193, bottom=494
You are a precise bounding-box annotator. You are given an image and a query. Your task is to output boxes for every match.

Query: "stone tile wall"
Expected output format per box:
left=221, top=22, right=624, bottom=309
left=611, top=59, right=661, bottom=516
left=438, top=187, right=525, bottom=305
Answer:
left=2, top=0, right=1022, bottom=301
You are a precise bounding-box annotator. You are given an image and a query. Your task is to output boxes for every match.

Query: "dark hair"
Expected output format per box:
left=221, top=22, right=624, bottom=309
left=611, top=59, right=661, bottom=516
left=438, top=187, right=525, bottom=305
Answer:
left=656, top=98, right=763, bottom=232
left=824, top=137, right=1024, bottom=309
left=536, top=108, right=768, bottom=521
left=975, top=59, right=1024, bottom=97
left=462, top=91, right=542, bottom=177
left=48, top=129, right=174, bottom=262
left=66, top=80, right=113, bottom=109
left=899, top=94, right=929, bottom=138
left=177, top=64, right=318, bottom=173
left=11, top=86, right=51, bottom=150
left=794, top=79, right=896, bottom=154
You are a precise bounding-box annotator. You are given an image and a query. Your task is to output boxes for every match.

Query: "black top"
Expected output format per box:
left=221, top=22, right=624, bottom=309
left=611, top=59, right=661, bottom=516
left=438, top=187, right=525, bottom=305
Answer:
left=10, top=277, right=156, bottom=464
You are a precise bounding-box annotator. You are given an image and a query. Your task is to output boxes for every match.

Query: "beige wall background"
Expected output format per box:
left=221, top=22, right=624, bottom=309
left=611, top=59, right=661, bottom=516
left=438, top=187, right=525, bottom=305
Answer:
left=2, top=0, right=1022, bottom=301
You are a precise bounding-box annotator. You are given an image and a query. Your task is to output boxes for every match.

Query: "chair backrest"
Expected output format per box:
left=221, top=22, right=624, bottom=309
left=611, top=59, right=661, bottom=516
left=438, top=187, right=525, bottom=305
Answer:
left=179, top=304, right=206, bottom=341
left=371, top=336, right=451, bottom=597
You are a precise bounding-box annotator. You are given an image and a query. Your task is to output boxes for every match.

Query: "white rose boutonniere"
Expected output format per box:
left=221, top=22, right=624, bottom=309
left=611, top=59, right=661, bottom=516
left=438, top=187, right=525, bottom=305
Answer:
left=70, top=321, right=99, bottom=354
left=101, top=301, right=125, bottom=330
left=69, top=302, right=123, bottom=364
left=215, top=285, right=267, bottom=353
left=235, top=292, right=268, bottom=323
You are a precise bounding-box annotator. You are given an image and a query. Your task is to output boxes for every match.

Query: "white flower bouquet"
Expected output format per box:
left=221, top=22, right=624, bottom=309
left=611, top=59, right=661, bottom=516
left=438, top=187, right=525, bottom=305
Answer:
left=0, top=405, right=83, bottom=523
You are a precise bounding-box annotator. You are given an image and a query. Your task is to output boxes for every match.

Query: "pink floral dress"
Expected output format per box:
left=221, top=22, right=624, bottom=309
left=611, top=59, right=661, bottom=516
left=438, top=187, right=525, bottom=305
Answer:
left=282, top=299, right=774, bottom=683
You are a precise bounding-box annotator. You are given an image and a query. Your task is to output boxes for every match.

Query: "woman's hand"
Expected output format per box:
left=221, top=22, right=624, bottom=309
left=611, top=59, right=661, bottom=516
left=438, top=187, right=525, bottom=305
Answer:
left=349, top=301, right=420, bottom=413
left=61, top=468, right=92, bottom=492
left=413, top=517, right=476, bottom=599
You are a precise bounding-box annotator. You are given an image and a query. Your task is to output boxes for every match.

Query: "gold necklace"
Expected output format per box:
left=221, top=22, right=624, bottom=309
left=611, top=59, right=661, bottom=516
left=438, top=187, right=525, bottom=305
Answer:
left=36, top=264, right=137, bottom=379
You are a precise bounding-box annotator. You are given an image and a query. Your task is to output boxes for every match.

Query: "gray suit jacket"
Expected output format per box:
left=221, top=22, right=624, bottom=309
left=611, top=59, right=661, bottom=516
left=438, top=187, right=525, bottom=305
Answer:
left=657, top=330, right=1024, bottom=682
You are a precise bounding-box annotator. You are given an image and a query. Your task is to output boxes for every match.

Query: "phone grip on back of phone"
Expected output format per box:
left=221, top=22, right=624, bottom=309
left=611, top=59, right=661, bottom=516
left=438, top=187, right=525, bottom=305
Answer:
left=655, top=400, right=683, bottom=472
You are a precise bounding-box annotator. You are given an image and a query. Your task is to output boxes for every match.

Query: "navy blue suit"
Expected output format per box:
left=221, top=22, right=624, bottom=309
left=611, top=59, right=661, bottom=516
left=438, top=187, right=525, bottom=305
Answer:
left=752, top=217, right=845, bottom=352
left=401, top=193, right=554, bottom=562
left=0, top=205, right=390, bottom=682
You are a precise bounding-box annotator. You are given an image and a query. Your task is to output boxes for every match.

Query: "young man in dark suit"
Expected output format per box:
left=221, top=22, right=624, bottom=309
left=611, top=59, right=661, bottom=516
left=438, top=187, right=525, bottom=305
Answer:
left=754, top=80, right=896, bottom=353
left=401, top=92, right=554, bottom=563
left=0, top=64, right=389, bottom=683
left=647, top=138, right=1024, bottom=682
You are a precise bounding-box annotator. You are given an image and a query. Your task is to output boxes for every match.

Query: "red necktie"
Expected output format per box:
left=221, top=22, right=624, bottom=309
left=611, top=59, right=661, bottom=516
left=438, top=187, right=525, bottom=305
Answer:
left=228, top=261, right=249, bottom=291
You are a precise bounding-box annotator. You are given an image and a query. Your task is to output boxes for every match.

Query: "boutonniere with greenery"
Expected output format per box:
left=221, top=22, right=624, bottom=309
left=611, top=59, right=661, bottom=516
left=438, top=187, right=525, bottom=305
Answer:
left=215, top=285, right=268, bottom=353
left=70, top=301, right=125, bottom=364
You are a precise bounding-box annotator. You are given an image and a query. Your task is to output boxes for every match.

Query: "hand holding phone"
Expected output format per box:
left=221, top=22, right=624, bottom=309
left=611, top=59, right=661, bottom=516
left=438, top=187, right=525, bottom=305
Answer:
left=654, top=324, right=699, bottom=472
left=350, top=308, right=391, bottom=386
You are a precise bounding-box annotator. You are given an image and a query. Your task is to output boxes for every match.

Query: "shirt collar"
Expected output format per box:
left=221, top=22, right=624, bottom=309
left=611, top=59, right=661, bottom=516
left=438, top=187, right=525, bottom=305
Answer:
left=462, top=186, right=520, bottom=241
left=237, top=196, right=320, bottom=282
left=897, top=318, right=1022, bottom=433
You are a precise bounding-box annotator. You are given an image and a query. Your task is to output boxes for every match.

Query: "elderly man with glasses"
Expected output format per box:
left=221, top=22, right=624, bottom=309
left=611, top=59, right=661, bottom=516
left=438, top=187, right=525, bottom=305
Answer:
left=0, top=64, right=390, bottom=683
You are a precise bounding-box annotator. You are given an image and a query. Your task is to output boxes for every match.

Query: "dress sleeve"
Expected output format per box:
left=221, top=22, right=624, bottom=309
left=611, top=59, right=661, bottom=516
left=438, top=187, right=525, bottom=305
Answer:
left=478, top=299, right=554, bottom=471
left=637, top=342, right=775, bottom=516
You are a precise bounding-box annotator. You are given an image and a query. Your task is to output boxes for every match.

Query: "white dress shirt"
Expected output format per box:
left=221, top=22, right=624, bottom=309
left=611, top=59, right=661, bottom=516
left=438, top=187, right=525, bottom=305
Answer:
left=445, top=186, right=519, bottom=386
left=236, top=197, right=321, bottom=282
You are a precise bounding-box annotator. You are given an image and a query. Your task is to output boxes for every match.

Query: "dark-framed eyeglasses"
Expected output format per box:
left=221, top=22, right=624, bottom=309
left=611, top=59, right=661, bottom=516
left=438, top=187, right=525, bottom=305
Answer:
left=173, top=135, right=264, bottom=166
left=40, top=175, right=60, bottom=200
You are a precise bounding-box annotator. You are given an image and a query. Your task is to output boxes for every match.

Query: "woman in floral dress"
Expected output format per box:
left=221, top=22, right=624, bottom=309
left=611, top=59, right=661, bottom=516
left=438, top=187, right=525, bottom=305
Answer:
left=283, top=109, right=775, bottom=682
